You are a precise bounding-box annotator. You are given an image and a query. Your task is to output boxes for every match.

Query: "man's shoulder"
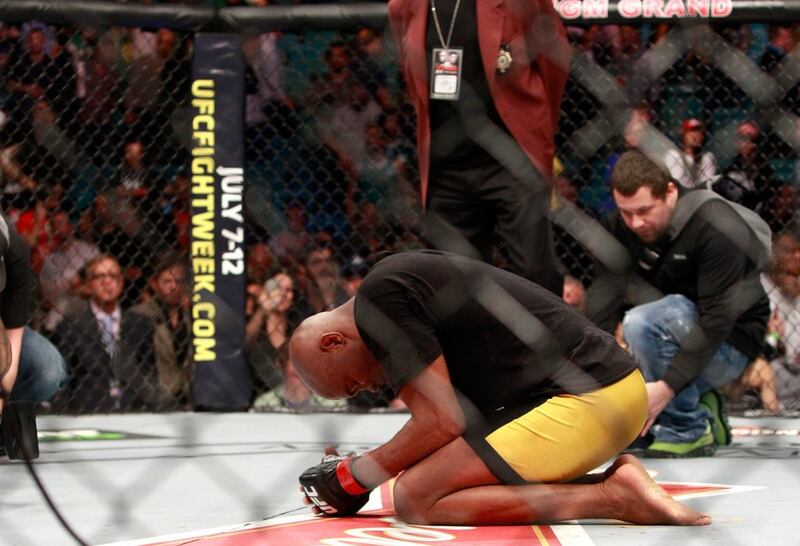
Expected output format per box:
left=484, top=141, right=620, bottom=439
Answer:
left=131, top=298, right=159, bottom=318
left=58, top=302, right=93, bottom=330
left=688, top=194, right=746, bottom=230
left=364, top=250, right=459, bottom=286
left=123, top=309, right=156, bottom=331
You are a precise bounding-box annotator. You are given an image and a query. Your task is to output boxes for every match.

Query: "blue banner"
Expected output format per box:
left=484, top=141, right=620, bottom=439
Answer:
left=190, top=33, right=250, bottom=410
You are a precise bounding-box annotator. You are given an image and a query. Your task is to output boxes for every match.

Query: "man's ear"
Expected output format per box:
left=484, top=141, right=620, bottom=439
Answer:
left=320, top=332, right=345, bottom=352
left=666, top=181, right=679, bottom=203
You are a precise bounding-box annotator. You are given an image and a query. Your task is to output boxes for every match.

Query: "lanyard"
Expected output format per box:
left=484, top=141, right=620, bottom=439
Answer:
left=430, top=0, right=462, bottom=50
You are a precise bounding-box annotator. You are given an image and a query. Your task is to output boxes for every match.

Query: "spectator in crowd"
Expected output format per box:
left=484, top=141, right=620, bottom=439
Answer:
left=0, top=24, right=20, bottom=89
left=701, top=25, right=751, bottom=114
left=588, top=151, right=770, bottom=457
left=252, top=343, right=348, bottom=413
left=14, top=184, right=62, bottom=273
left=760, top=25, right=795, bottom=77
left=760, top=226, right=800, bottom=409
left=350, top=27, right=390, bottom=97
left=246, top=242, right=274, bottom=286
left=301, top=244, right=350, bottom=314
left=64, top=27, right=99, bottom=109
left=28, top=24, right=77, bottom=117
left=123, top=27, right=162, bottom=132
left=268, top=202, right=312, bottom=265
left=242, top=24, right=286, bottom=129
left=4, top=27, right=54, bottom=142
left=388, top=0, right=570, bottom=295
left=116, top=140, right=150, bottom=200
left=0, top=218, right=67, bottom=420
left=75, top=42, right=119, bottom=160
left=308, top=41, right=355, bottom=108
left=731, top=224, right=800, bottom=411
left=349, top=201, right=392, bottom=260
left=162, top=173, right=191, bottom=250
left=131, top=253, right=191, bottom=409
left=604, top=104, right=652, bottom=188
left=39, top=209, right=100, bottom=332
left=0, top=132, right=39, bottom=218
left=717, top=121, right=773, bottom=216
left=90, top=192, right=150, bottom=306
left=246, top=270, right=312, bottom=399
left=342, top=255, right=370, bottom=298
left=53, top=254, right=157, bottom=412
left=353, top=122, right=409, bottom=226
left=309, top=40, right=382, bottom=167
left=378, top=110, right=415, bottom=167
left=114, top=139, right=173, bottom=247
left=663, top=118, right=718, bottom=188
left=770, top=183, right=798, bottom=232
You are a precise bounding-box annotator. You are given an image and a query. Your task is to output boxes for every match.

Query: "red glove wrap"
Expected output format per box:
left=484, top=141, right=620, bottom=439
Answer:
left=336, top=458, right=369, bottom=495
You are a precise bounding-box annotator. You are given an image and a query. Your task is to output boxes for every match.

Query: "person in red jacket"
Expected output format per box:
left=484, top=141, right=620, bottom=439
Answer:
left=388, top=0, right=571, bottom=295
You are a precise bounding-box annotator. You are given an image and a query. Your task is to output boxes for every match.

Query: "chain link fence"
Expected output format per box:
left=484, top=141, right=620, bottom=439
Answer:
left=1, top=8, right=799, bottom=415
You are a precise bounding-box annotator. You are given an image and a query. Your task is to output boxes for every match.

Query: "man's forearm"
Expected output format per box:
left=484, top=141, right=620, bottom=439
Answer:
left=352, top=355, right=465, bottom=489
left=353, top=412, right=461, bottom=489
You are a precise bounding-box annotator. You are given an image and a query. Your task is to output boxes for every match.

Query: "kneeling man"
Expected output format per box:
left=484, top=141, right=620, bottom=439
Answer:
left=290, top=250, right=709, bottom=526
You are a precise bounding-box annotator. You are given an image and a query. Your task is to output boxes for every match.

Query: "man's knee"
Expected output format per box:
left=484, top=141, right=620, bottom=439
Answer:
left=392, top=472, right=435, bottom=525
left=621, top=306, right=653, bottom=348
left=18, top=329, right=68, bottom=402
left=37, top=356, right=68, bottom=399
left=623, top=295, right=695, bottom=346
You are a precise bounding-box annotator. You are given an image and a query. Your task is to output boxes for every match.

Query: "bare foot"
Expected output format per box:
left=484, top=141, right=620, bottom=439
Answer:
left=600, top=455, right=712, bottom=526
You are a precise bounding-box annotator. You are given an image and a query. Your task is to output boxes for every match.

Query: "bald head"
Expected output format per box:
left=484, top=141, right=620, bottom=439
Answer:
left=288, top=312, right=336, bottom=395
left=288, top=299, right=386, bottom=400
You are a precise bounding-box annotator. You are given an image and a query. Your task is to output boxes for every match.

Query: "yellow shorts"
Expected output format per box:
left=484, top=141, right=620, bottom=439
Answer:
left=484, top=369, right=647, bottom=483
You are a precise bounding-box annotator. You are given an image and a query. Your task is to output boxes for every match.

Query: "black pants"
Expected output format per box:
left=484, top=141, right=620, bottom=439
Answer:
left=426, top=161, right=562, bottom=295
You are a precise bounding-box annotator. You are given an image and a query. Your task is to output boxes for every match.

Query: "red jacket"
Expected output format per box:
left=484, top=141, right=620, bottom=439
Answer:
left=388, top=0, right=570, bottom=207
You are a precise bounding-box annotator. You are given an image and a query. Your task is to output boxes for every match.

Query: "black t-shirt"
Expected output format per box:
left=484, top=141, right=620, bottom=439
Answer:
left=354, top=251, right=637, bottom=420
left=593, top=194, right=770, bottom=392
left=426, top=0, right=509, bottom=169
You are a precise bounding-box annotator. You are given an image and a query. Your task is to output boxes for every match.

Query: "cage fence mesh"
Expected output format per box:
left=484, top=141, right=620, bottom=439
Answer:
left=0, top=13, right=798, bottom=418
left=1, top=7, right=799, bottom=546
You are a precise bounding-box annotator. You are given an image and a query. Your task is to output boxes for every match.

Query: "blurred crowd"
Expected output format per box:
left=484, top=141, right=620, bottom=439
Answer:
left=1, top=15, right=799, bottom=413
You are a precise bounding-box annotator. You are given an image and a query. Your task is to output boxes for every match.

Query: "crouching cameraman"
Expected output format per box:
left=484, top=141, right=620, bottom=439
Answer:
left=1, top=215, right=66, bottom=459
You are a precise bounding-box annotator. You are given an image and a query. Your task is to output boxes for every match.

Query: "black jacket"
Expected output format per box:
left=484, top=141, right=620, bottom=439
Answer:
left=588, top=195, right=770, bottom=392
left=54, top=303, right=158, bottom=413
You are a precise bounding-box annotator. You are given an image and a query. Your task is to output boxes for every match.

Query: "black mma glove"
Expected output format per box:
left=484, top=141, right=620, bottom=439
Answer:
left=299, top=454, right=371, bottom=516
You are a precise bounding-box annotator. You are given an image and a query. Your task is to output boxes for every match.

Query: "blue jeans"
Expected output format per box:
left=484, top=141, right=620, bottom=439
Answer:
left=10, top=327, right=68, bottom=403
left=622, top=295, right=749, bottom=443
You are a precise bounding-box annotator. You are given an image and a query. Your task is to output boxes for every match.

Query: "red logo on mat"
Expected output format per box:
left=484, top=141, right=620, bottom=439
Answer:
left=147, top=516, right=561, bottom=546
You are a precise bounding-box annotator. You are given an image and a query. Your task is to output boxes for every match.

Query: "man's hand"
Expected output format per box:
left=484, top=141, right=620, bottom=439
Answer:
left=641, top=380, right=675, bottom=437
left=299, top=449, right=371, bottom=517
